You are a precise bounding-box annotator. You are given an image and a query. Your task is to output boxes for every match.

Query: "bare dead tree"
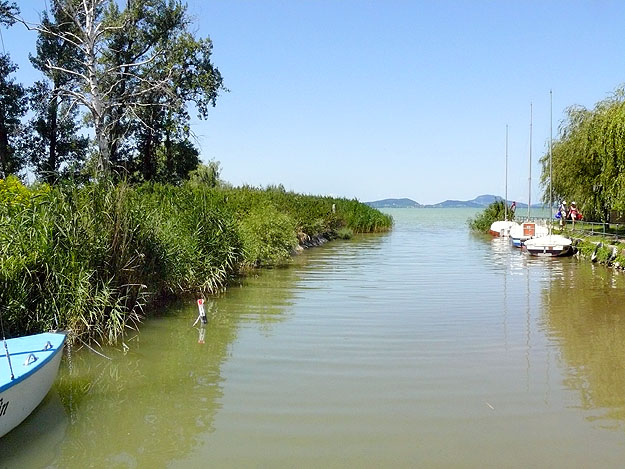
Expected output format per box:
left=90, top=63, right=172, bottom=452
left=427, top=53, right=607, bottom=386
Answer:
left=13, top=0, right=182, bottom=177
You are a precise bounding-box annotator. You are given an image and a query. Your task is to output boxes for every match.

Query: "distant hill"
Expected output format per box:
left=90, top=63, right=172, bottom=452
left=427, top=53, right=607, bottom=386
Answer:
left=366, top=198, right=422, bottom=208
left=366, top=194, right=546, bottom=209
left=427, top=194, right=506, bottom=208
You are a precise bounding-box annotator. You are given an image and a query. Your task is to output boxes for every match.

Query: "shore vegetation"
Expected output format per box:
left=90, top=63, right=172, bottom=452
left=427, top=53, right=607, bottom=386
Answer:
left=0, top=177, right=392, bottom=345
left=540, top=86, right=625, bottom=223
left=0, top=2, right=393, bottom=347
left=468, top=200, right=515, bottom=233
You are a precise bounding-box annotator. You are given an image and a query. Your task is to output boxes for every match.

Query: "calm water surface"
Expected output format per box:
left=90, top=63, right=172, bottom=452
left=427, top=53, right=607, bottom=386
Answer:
left=3, top=208, right=625, bottom=468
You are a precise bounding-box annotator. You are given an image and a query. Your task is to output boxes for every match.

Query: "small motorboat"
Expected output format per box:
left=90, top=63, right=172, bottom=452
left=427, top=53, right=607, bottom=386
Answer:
left=522, top=234, right=573, bottom=257
left=0, top=332, right=66, bottom=438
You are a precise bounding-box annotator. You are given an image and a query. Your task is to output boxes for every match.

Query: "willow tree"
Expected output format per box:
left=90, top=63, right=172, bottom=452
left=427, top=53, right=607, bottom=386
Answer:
left=14, top=0, right=224, bottom=179
left=540, top=88, right=625, bottom=222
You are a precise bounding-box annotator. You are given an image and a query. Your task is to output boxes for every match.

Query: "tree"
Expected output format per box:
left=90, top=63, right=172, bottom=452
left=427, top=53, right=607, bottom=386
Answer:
left=103, top=1, right=224, bottom=181
left=0, top=2, right=24, bottom=178
left=540, top=87, right=625, bottom=222
left=0, top=1, right=17, bottom=26
left=14, top=0, right=224, bottom=180
left=22, top=81, right=89, bottom=182
left=188, top=160, right=221, bottom=188
left=0, top=53, right=27, bottom=178
left=22, top=8, right=88, bottom=183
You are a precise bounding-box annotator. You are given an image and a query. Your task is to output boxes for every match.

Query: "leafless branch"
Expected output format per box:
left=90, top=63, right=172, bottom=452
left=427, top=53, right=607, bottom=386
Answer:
left=45, top=61, right=89, bottom=82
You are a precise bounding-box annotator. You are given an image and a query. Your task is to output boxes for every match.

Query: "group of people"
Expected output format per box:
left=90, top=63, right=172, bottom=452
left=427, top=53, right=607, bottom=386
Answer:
left=557, top=200, right=581, bottom=227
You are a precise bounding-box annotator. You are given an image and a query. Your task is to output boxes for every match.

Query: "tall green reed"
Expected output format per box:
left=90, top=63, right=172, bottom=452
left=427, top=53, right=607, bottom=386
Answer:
left=0, top=180, right=391, bottom=345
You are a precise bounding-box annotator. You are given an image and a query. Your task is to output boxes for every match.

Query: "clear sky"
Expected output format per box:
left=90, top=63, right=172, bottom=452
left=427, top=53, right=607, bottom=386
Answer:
left=3, top=1, right=625, bottom=204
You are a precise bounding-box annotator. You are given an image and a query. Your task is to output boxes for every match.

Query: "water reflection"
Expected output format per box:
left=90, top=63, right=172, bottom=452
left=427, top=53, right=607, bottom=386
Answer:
left=51, top=309, right=234, bottom=467
left=0, top=263, right=305, bottom=467
left=6, top=209, right=625, bottom=467
left=542, top=261, right=625, bottom=427
left=1, top=389, right=68, bottom=467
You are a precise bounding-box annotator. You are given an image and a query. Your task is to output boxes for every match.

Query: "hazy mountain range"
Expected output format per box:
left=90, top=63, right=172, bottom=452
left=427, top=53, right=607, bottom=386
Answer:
left=365, top=195, right=545, bottom=209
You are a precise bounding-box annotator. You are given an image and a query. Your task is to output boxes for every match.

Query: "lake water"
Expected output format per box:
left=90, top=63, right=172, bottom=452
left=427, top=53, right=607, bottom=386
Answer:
left=3, top=208, right=625, bottom=468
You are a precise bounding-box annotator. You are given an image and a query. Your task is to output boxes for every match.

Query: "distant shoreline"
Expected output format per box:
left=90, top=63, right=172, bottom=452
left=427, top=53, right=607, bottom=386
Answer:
left=366, top=195, right=548, bottom=210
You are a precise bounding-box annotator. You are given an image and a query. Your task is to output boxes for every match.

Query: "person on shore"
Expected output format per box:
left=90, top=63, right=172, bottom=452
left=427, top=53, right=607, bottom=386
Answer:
left=558, top=200, right=567, bottom=227
left=569, top=202, right=579, bottom=227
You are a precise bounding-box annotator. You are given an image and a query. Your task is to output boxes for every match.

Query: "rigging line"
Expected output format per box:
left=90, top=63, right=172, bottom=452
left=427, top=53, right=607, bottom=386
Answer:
left=0, top=28, right=5, bottom=54
left=0, top=307, right=15, bottom=380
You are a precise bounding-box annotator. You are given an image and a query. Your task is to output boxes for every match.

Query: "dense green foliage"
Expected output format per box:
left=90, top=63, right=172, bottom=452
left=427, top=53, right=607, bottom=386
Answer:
left=22, top=7, right=89, bottom=183
left=468, top=200, right=515, bottom=232
left=3, top=0, right=224, bottom=182
left=0, top=179, right=392, bottom=345
left=0, top=53, right=27, bottom=177
left=0, top=1, right=17, bottom=28
left=574, top=238, right=625, bottom=267
left=540, top=87, right=625, bottom=222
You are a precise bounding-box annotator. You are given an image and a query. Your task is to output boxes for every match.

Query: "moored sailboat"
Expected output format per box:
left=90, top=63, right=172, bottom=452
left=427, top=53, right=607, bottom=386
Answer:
left=489, top=125, right=519, bottom=237
left=511, top=221, right=549, bottom=248
left=523, top=233, right=572, bottom=257
left=523, top=91, right=573, bottom=257
left=510, top=103, right=549, bottom=247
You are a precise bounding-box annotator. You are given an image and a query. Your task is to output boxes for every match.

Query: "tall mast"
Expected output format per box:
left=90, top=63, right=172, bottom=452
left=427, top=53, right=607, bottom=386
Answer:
left=505, top=124, right=508, bottom=221
left=528, top=102, right=532, bottom=219
left=549, top=90, right=553, bottom=234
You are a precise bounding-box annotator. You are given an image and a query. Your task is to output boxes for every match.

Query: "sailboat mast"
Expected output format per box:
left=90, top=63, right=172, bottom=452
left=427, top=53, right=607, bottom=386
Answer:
left=549, top=90, right=553, bottom=234
left=505, top=124, right=508, bottom=221
left=528, top=103, right=532, bottom=219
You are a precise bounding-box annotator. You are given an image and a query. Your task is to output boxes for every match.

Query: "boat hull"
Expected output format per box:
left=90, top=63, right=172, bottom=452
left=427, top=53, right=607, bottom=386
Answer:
left=522, top=234, right=573, bottom=257
left=523, top=245, right=572, bottom=257
left=489, top=220, right=518, bottom=238
left=0, top=332, right=65, bottom=438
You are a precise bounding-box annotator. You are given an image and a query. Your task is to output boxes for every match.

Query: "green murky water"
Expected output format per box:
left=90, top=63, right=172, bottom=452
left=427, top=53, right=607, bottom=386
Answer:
left=3, top=208, right=625, bottom=468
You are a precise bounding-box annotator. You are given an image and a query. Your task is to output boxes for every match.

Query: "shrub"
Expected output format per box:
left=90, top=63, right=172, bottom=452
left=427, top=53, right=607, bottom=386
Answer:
left=238, top=205, right=298, bottom=266
left=468, top=200, right=515, bottom=232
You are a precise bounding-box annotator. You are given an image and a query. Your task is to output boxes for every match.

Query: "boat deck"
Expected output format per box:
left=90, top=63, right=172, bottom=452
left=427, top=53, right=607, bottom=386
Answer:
left=0, top=333, right=66, bottom=393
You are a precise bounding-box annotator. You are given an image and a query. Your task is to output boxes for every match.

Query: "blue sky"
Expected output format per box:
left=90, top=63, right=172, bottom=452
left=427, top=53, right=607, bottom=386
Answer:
left=3, top=1, right=625, bottom=204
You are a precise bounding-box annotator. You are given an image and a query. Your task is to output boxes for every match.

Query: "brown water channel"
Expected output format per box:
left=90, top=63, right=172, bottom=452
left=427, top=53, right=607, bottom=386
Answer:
left=3, top=208, right=625, bottom=468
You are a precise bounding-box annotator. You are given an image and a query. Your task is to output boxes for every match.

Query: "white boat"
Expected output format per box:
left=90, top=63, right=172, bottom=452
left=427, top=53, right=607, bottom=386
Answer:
left=0, top=332, right=66, bottom=438
left=523, top=91, right=572, bottom=257
left=510, top=221, right=549, bottom=247
left=489, top=125, right=517, bottom=237
left=489, top=220, right=518, bottom=237
left=511, top=104, right=547, bottom=248
left=523, top=234, right=573, bottom=257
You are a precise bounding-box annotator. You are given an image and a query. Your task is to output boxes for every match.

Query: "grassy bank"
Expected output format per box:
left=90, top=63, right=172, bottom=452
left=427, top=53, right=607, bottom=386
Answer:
left=0, top=177, right=392, bottom=345
left=568, top=235, right=625, bottom=268
left=465, top=199, right=625, bottom=267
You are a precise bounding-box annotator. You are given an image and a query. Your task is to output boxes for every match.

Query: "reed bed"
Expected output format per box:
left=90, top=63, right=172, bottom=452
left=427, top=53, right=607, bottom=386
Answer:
left=0, top=178, right=391, bottom=345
